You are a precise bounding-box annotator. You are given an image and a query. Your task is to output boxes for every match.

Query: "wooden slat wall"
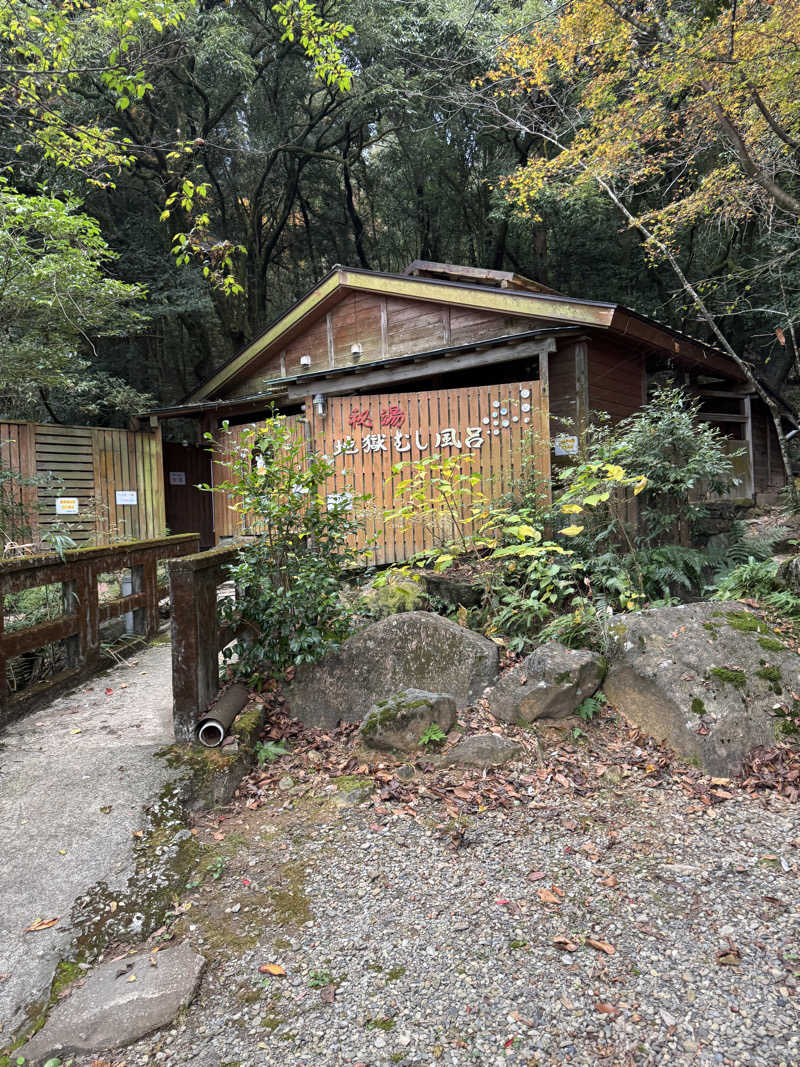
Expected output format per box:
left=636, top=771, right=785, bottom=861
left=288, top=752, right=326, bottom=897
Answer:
left=0, top=422, right=37, bottom=544
left=308, top=380, right=550, bottom=565
left=0, top=422, right=165, bottom=548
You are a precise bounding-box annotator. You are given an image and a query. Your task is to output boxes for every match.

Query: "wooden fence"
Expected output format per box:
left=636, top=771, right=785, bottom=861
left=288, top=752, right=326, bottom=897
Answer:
left=0, top=421, right=165, bottom=548
left=0, top=533, right=199, bottom=727
left=209, top=379, right=550, bottom=565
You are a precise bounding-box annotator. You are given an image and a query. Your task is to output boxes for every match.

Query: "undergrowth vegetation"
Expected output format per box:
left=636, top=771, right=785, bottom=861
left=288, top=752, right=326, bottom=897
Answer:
left=381, top=386, right=800, bottom=653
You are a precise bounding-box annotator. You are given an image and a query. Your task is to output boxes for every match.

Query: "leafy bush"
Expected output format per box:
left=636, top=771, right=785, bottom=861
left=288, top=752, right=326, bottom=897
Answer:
left=205, top=416, right=366, bottom=685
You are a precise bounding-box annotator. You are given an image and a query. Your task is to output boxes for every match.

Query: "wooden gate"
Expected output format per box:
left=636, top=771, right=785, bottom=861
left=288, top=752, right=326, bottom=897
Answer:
left=308, top=380, right=550, bottom=564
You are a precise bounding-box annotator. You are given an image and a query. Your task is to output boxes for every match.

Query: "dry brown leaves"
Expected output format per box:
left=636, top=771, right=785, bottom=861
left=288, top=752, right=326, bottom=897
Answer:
left=239, top=685, right=798, bottom=822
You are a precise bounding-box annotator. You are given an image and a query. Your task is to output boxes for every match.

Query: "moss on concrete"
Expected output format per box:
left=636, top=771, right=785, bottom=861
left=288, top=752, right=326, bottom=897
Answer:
left=709, top=667, right=747, bottom=690
left=756, top=665, right=782, bottom=694
left=725, top=611, right=768, bottom=635
left=758, top=636, right=786, bottom=652
left=690, top=698, right=706, bottom=717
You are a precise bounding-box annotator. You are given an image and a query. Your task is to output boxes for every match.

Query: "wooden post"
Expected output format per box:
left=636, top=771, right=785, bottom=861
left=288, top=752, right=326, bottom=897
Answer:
left=168, top=545, right=237, bottom=744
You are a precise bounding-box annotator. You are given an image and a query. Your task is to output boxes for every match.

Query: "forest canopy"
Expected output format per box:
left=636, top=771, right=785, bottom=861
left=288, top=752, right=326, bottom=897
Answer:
left=1, top=0, right=798, bottom=426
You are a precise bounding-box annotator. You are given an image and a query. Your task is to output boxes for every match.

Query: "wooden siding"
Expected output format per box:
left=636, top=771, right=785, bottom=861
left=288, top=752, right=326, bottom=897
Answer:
left=209, top=381, right=550, bottom=564
left=587, top=342, right=645, bottom=421
left=225, top=292, right=539, bottom=398
left=751, top=401, right=785, bottom=495
left=0, top=421, right=166, bottom=547
left=548, top=344, right=580, bottom=435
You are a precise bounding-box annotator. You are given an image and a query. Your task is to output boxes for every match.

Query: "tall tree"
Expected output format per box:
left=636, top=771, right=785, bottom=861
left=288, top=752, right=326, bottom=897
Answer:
left=481, top=0, right=800, bottom=484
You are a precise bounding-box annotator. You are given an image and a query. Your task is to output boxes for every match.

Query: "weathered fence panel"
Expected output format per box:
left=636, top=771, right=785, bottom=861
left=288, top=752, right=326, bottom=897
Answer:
left=208, top=380, right=550, bottom=565
left=0, top=420, right=166, bottom=548
left=168, top=544, right=239, bottom=743
left=0, top=533, right=199, bottom=727
left=308, top=380, right=550, bottom=564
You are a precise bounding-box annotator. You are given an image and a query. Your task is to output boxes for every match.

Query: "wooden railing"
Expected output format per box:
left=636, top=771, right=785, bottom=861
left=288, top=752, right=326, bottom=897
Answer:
left=168, top=544, right=240, bottom=743
left=0, top=534, right=200, bottom=727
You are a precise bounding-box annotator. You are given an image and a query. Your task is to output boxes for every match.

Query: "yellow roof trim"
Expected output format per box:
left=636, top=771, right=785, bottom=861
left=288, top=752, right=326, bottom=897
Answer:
left=187, top=268, right=616, bottom=402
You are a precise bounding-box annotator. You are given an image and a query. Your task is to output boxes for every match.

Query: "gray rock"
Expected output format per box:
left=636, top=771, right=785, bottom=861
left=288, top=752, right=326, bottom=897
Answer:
left=489, top=642, right=605, bottom=724
left=332, top=777, right=375, bottom=807
left=442, top=733, right=522, bottom=767
left=19, top=942, right=204, bottom=1063
left=603, top=601, right=800, bottom=776
left=777, top=555, right=800, bottom=593
left=360, top=689, right=457, bottom=753
left=284, top=612, right=499, bottom=728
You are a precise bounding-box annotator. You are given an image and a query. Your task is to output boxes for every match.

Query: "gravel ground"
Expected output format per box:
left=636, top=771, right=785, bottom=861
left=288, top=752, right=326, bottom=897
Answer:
left=72, top=729, right=800, bottom=1067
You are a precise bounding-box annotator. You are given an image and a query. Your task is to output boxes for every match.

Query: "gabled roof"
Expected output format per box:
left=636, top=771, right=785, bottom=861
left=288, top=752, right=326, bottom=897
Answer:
left=185, top=263, right=744, bottom=403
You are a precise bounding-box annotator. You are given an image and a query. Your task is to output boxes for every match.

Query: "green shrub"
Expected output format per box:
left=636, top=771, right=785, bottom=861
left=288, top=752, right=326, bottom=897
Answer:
left=204, top=416, right=367, bottom=685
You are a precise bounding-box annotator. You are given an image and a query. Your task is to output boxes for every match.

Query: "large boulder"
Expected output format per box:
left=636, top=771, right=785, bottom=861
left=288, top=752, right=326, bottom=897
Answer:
left=360, top=689, right=457, bottom=753
left=284, top=612, right=499, bottom=728
left=603, top=601, right=800, bottom=776
left=488, top=642, right=605, bottom=724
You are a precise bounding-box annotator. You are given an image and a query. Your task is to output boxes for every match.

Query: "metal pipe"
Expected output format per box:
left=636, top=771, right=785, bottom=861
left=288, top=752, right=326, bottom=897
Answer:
left=196, top=683, right=250, bottom=748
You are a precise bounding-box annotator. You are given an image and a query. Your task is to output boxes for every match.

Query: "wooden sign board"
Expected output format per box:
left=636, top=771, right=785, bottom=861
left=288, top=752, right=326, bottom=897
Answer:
left=308, top=380, right=549, bottom=564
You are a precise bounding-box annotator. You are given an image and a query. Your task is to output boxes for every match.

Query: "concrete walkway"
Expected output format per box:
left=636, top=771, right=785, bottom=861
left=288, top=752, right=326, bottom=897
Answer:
left=0, top=641, right=182, bottom=1039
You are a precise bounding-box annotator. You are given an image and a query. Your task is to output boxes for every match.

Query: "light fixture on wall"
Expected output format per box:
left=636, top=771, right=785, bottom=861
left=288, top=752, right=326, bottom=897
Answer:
left=313, top=393, right=327, bottom=418
left=351, top=343, right=362, bottom=360
left=300, top=354, right=312, bottom=368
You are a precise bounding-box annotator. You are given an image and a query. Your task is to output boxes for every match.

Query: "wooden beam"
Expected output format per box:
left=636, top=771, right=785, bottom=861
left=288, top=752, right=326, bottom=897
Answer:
left=285, top=338, right=557, bottom=402
left=326, top=313, right=335, bottom=368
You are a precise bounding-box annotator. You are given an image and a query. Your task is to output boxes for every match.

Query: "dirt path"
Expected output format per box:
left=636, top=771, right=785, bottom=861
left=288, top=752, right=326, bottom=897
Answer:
left=0, top=641, right=181, bottom=1039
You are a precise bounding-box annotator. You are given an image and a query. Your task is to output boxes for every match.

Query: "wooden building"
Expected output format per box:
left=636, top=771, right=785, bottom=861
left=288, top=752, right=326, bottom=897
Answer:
left=151, top=261, right=791, bottom=557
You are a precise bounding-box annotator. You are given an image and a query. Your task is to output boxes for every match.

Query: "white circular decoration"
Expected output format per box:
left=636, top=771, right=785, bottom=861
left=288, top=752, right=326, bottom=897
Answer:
left=502, top=419, right=510, bottom=428
left=482, top=417, right=490, bottom=425
left=492, top=400, right=500, bottom=407
left=523, top=417, right=530, bottom=424
left=512, top=416, right=519, bottom=423
left=493, top=429, right=500, bottom=435
left=521, top=403, right=531, bottom=413
left=500, top=407, right=507, bottom=415
left=520, top=388, right=530, bottom=398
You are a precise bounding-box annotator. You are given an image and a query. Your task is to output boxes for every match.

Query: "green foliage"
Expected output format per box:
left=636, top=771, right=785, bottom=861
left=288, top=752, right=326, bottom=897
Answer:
left=576, top=691, right=607, bottom=722
left=0, top=180, right=150, bottom=421
left=307, top=969, right=336, bottom=988
left=205, top=416, right=366, bottom=685
left=419, top=723, right=447, bottom=749
left=255, top=740, right=290, bottom=765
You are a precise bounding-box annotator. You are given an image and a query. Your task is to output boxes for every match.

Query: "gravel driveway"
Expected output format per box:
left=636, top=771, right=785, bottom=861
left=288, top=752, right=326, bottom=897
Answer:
left=73, top=711, right=800, bottom=1067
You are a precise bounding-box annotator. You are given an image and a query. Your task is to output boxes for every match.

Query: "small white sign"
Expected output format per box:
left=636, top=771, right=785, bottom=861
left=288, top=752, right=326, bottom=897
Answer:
left=55, top=497, right=79, bottom=515
left=115, top=490, right=138, bottom=506
left=554, top=434, right=579, bottom=456
left=169, top=471, right=187, bottom=485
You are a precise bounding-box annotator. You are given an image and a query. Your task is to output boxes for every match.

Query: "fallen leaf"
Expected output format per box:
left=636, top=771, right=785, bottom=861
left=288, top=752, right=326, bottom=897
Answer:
left=553, top=935, right=579, bottom=952
left=586, top=937, right=615, bottom=955
left=594, top=1001, right=619, bottom=1016
left=127, top=974, right=137, bottom=983
left=105, top=688, right=113, bottom=695
left=259, top=963, right=286, bottom=976
left=599, top=874, right=618, bottom=887
left=99, top=805, right=112, bottom=814
left=526, top=870, right=546, bottom=882
left=320, top=983, right=336, bottom=1004
left=24, top=917, right=59, bottom=933
left=537, top=887, right=561, bottom=905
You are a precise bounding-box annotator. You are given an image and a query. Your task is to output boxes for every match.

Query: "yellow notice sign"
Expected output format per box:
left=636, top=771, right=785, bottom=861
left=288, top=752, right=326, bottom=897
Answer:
left=55, top=497, right=79, bottom=515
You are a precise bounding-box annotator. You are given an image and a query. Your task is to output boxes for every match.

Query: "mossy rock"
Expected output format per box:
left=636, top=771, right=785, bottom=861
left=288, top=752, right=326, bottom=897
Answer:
left=359, top=689, right=457, bottom=753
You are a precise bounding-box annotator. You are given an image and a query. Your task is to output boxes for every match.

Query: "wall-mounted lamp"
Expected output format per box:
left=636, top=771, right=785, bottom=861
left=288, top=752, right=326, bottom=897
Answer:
left=300, top=354, right=312, bottom=368
left=350, top=343, right=362, bottom=360
left=313, top=393, right=327, bottom=418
